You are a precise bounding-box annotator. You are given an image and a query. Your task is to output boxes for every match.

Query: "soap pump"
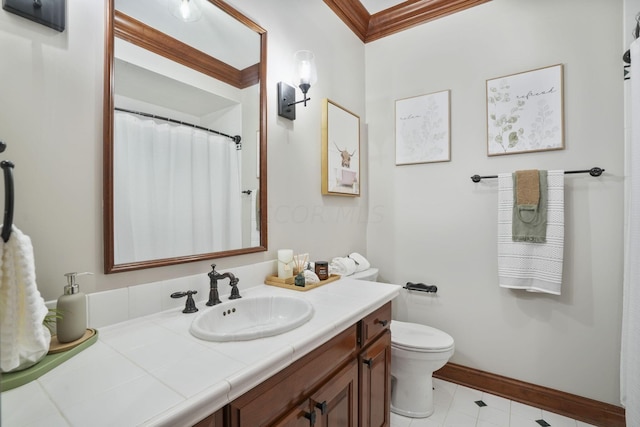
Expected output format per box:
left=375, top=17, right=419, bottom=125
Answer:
left=56, top=272, right=92, bottom=343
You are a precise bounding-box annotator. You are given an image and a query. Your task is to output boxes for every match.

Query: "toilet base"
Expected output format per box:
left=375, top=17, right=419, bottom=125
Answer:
left=390, top=371, right=435, bottom=418
left=390, top=404, right=434, bottom=418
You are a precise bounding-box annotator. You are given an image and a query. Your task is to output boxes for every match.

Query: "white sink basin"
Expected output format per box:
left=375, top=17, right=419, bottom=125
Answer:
left=190, top=295, right=314, bottom=342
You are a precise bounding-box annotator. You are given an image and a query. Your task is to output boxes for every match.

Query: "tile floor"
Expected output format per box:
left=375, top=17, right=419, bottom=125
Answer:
left=390, top=379, right=599, bottom=427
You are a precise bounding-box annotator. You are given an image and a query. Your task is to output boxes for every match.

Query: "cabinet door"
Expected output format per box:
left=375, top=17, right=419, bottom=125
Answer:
left=359, top=330, right=391, bottom=427
left=311, top=360, right=358, bottom=427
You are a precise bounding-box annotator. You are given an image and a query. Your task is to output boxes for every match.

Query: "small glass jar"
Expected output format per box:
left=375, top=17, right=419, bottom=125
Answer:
left=315, top=261, right=329, bottom=281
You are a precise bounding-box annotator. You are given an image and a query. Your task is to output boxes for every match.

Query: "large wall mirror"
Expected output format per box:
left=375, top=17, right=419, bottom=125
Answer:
left=104, top=0, right=267, bottom=273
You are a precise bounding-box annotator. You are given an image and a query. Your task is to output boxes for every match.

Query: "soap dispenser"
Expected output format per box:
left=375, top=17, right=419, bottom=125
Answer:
left=56, top=272, right=91, bottom=343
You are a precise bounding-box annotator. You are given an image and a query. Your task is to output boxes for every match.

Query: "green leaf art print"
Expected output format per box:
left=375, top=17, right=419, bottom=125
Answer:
left=486, top=65, right=564, bottom=156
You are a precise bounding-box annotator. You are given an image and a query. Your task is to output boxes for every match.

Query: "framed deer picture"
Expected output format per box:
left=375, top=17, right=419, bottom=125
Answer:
left=322, top=99, right=360, bottom=196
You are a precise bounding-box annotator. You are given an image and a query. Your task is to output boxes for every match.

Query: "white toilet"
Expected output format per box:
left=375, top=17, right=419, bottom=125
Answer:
left=389, top=320, right=454, bottom=417
left=351, top=267, right=455, bottom=418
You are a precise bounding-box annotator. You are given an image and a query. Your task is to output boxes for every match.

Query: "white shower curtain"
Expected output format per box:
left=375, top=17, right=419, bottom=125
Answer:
left=113, top=111, right=242, bottom=264
left=622, top=38, right=640, bottom=426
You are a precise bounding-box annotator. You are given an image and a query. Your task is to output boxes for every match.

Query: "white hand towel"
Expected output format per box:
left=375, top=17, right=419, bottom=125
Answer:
left=329, top=257, right=357, bottom=276
left=348, top=252, right=371, bottom=272
left=497, top=171, right=564, bottom=295
left=0, top=226, right=51, bottom=372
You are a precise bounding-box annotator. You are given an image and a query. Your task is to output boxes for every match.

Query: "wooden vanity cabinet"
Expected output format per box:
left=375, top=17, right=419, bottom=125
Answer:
left=209, top=302, right=392, bottom=427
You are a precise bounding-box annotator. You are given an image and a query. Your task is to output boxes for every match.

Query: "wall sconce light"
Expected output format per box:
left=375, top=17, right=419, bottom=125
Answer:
left=278, top=50, right=318, bottom=120
left=169, top=0, right=202, bottom=22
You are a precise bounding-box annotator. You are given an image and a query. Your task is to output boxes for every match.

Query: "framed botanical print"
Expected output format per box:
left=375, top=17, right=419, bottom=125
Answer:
left=486, top=64, right=564, bottom=156
left=395, top=90, right=451, bottom=165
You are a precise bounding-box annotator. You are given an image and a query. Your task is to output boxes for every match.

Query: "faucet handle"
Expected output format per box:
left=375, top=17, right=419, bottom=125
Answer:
left=228, top=278, right=242, bottom=300
left=171, top=290, right=199, bottom=313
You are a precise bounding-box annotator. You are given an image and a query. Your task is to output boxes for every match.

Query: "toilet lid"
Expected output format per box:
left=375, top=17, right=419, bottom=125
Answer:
left=391, top=320, right=454, bottom=352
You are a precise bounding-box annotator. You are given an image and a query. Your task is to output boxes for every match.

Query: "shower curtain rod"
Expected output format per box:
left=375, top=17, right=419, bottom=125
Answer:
left=115, top=107, right=242, bottom=145
left=470, top=167, right=605, bottom=182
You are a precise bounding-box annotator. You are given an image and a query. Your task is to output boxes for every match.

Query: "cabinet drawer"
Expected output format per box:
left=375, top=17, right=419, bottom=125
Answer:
left=359, top=302, right=391, bottom=348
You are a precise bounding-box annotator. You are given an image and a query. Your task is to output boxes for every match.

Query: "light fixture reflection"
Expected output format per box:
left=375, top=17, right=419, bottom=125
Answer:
left=169, top=0, right=202, bottom=22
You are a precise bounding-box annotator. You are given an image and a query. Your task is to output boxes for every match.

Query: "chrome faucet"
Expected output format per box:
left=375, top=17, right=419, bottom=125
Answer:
left=206, top=264, right=241, bottom=306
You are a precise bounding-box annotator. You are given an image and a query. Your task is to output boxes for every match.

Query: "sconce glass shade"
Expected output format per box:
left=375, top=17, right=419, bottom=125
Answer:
left=278, top=50, right=317, bottom=119
left=292, top=50, right=318, bottom=95
left=169, top=0, right=202, bottom=22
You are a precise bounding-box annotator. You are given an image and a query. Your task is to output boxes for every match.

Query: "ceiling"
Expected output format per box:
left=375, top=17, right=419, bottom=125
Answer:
left=359, top=0, right=406, bottom=14
left=323, top=0, right=492, bottom=43
left=115, top=0, right=260, bottom=69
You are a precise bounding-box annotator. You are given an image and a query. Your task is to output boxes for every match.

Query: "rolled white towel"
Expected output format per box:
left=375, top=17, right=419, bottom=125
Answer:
left=329, top=257, right=357, bottom=276
left=348, top=252, right=370, bottom=272
left=303, top=270, right=320, bottom=284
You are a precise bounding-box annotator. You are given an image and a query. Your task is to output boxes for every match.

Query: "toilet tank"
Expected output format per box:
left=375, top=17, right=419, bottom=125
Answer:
left=350, top=268, right=379, bottom=281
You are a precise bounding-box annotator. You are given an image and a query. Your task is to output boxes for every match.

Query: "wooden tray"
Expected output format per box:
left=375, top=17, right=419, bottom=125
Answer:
left=49, top=328, right=97, bottom=354
left=265, top=274, right=340, bottom=291
left=264, top=274, right=295, bottom=285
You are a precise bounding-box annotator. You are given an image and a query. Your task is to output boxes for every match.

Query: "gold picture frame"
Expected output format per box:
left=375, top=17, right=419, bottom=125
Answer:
left=322, top=99, right=360, bottom=196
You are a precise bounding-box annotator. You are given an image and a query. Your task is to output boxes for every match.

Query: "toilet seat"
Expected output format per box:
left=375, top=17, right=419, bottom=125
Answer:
left=391, top=320, right=454, bottom=353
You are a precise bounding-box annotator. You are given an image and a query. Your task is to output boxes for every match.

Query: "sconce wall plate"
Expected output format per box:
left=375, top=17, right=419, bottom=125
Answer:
left=277, top=82, right=296, bottom=120
left=2, top=0, right=65, bottom=32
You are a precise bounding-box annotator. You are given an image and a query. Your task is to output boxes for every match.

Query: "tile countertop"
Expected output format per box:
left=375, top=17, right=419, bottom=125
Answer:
left=2, top=278, right=400, bottom=427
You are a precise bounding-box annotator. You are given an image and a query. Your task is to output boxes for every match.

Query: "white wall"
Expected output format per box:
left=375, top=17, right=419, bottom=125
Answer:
left=365, top=0, right=624, bottom=405
left=0, top=1, right=366, bottom=299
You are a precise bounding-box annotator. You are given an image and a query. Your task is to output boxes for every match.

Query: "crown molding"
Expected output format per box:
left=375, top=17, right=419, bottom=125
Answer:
left=324, top=0, right=492, bottom=43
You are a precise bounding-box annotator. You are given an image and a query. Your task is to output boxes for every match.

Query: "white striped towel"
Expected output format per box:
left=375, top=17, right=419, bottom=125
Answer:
left=497, top=171, right=565, bottom=295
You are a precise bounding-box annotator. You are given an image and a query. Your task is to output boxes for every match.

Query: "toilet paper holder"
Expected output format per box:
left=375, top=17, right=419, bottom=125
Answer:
left=403, top=282, right=438, bottom=293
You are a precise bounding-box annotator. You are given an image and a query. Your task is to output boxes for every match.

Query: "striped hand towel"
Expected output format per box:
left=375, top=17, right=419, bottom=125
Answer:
left=498, top=171, right=565, bottom=295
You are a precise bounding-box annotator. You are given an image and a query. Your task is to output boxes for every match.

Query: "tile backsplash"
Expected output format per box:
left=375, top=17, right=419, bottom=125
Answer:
left=54, top=260, right=277, bottom=330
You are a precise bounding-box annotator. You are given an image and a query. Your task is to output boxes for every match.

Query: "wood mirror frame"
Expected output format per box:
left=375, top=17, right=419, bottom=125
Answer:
left=103, top=0, right=267, bottom=273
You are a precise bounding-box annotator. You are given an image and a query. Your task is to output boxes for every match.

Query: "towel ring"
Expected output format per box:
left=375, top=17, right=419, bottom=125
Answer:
left=1, top=160, right=15, bottom=243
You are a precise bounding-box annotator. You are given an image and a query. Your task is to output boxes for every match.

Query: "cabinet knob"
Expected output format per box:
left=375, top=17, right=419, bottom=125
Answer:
left=315, top=400, right=328, bottom=414
left=377, top=319, right=388, bottom=327
left=363, top=358, right=373, bottom=367
left=304, top=410, right=316, bottom=425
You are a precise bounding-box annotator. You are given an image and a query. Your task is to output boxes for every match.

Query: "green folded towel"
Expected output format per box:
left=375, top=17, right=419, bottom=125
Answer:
left=512, top=170, right=547, bottom=242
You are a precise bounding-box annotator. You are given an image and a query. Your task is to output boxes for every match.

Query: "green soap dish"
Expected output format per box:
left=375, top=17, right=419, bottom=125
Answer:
left=1, top=328, right=98, bottom=392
